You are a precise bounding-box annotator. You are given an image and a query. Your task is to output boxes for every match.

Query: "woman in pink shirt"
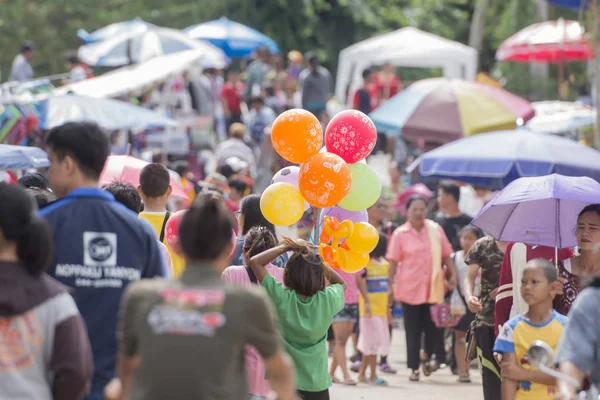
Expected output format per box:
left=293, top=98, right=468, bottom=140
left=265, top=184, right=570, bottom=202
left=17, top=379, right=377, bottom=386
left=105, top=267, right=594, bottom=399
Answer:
left=329, top=268, right=361, bottom=386
left=386, top=195, right=457, bottom=382
left=222, top=226, right=285, bottom=399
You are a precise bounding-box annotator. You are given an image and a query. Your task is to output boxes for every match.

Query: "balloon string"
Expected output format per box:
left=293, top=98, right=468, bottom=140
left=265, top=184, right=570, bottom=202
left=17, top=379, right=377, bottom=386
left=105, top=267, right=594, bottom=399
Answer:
left=301, top=220, right=316, bottom=245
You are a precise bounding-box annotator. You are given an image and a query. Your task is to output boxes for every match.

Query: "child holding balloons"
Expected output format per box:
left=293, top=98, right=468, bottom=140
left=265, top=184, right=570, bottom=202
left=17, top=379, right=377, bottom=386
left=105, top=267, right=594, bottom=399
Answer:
left=249, top=239, right=346, bottom=400
left=356, top=234, right=390, bottom=386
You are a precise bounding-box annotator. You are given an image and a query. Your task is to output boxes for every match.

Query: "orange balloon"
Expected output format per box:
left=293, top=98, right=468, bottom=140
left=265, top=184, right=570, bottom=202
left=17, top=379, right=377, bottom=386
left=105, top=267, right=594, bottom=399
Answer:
left=299, top=152, right=351, bottom=208
left=271, top=109, right=323, bottom=163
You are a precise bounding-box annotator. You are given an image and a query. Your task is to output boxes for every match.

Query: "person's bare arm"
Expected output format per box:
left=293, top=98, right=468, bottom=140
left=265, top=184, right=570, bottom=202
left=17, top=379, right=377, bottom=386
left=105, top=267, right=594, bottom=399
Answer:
left=501, top=353, right=519, bottom=400
left=221, top=97, right=231, bottom=119
left=388, top=260, right=397, bottom=306
left=106, top=353, right=140, bottom=400
left=324, top=264, right=347, bottom=290
left=249, top=244, right=289, bottom=283
left=502, top=358, right=557, bottom=386
left=465, top=263, right=483, bottom=313
left=264, top=349, right=297, bottom=400
left=356, top=273, right=370, bottom=315
left=555, top=361, right=585, bottom=400
left=442, top=255, right=457, bottom=290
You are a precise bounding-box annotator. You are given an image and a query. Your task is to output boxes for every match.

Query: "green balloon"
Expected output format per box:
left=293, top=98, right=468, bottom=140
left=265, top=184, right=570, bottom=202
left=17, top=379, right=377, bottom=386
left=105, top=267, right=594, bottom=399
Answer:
left=338, top=163, right=382, bottom=211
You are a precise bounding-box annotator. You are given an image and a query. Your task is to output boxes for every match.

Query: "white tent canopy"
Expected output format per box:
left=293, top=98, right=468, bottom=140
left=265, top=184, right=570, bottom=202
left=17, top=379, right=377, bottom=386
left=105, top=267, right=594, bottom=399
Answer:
left=55, top=49, right=220, bottom=98
left=335, top=27, right=478, bottom=105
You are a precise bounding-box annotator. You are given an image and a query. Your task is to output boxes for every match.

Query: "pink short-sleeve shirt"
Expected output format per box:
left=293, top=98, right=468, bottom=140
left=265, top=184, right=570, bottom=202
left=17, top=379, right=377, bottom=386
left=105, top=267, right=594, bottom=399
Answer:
left=336, top=269, right=361, bottom=305
left=385, top=220, right=452, bottom=305
left=221, top=264, right=284, bottom=397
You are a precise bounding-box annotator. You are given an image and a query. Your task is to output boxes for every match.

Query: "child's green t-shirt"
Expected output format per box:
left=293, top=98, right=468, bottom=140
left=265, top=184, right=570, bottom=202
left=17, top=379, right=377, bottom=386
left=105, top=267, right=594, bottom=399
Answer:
left=262, top=274, right=344, bottom=392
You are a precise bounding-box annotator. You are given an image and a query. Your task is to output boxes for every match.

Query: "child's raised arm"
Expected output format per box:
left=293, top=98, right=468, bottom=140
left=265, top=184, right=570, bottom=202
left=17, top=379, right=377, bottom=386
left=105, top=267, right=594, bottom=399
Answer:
left=249, top=244, right=289, bottom=283
left=324, top=265, right=347, bottom=291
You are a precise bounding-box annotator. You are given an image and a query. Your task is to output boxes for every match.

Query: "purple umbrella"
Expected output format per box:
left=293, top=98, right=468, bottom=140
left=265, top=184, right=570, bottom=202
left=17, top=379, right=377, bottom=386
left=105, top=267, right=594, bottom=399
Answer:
left=472, top=174, right=600, bottom=249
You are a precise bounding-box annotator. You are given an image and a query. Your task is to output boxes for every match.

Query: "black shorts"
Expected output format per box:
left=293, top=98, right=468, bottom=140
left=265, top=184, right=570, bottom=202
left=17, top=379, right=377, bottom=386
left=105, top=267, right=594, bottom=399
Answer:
left=454, top=308, right=475, bottom=332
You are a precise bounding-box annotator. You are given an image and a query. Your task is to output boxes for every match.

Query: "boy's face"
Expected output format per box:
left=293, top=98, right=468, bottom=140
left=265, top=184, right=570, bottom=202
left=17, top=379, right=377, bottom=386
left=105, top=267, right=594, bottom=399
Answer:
left=520, top=267, right=557, bottom=306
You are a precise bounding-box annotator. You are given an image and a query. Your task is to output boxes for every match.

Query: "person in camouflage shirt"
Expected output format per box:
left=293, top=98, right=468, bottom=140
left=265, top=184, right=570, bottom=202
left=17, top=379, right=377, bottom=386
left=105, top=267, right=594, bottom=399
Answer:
left=463, top=236, right=507, bottom=400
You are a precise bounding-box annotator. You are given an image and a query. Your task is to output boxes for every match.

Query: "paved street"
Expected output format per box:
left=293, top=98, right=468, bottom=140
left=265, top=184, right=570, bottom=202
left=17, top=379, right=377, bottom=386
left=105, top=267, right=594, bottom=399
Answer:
left=330, top=326, right=483, bottom=400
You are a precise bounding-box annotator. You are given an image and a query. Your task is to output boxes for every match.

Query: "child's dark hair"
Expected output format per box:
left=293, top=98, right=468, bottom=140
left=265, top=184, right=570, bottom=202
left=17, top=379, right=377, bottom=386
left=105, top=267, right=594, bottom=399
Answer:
left=179, top=197, right=233, bottom=261
left=524, top=258, right=558, bottom=283
left=104, top=181, right=142, bottom=213
left=370, top=232, right=386, bottom=258
left=139, top=163, right=171, bottom=198
left=578, top=204, right=600, bottom=220
left=0, top=183, right=53, bottom=275
left=243, top=226, right=277, bottom=258
left=25, top=187, right=55, bottom=209
left=459, top=225, right=484, bottom=239
left=282, top=238, right=325, bottom=296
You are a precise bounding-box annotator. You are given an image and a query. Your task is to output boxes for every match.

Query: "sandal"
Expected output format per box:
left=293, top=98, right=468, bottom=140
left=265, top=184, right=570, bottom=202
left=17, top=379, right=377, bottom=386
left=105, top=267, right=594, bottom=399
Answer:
left=458, top=376, right=471, bottom=383
left=379, top=362, right=397, bottom=374
left=357, top=376, right=369, bottom=384
left=342, top=378, right=357, bottom=386
left=422, top=360, right=439, bottom=377
left=370, top=378, right=388, bottom=386
left=409, top=370, right=420, bottom=382
left=331, top=376, right=342, bottom=384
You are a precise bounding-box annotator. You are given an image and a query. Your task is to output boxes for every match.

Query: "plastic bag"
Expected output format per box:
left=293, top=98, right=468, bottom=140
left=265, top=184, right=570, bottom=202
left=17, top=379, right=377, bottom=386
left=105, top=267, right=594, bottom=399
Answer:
left=449, top=289, right=467, bottom=317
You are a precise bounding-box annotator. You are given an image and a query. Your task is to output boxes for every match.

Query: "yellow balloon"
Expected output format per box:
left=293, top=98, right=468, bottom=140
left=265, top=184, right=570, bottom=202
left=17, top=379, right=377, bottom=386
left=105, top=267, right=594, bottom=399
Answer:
left=345, top=222, right=379, bottom=254
left=341, top=251, right=369, bottom=273
left=260, top=182, right=305, bottom=226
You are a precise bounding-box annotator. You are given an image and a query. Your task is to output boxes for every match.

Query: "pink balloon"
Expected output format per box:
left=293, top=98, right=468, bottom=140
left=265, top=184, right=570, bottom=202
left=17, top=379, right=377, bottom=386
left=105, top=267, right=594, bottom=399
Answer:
left=325, top=110, right=377, bottom=164
left=321, top=206, right=368, bottom=224
left=164, top=210, right=187, bottom=251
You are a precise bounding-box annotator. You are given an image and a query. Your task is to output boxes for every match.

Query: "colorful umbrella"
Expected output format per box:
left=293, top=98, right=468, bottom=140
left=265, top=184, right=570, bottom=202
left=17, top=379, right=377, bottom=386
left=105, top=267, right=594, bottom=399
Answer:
left=369, top=78, right=535, bottom=143
left=496, top=19, right=592, bottom=63
left=100, top=155, right=188, bottom=199
left=472, top=174, right=600, bottom=248
left=409, top=129, right=600, bottom=186
left=77, top=18, right=157, bottom=44
left=0, top=144, right=50, bottom=169
left=78, top=27, right=227, bottom=68
left=185, top=17, right=279, bottom=58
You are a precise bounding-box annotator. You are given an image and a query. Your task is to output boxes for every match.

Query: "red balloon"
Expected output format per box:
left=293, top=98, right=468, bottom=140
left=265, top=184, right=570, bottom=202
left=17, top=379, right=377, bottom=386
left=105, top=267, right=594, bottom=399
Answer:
left=165, top=210, right=187, bottom=251
left=325, top=110, right=377, bottom=164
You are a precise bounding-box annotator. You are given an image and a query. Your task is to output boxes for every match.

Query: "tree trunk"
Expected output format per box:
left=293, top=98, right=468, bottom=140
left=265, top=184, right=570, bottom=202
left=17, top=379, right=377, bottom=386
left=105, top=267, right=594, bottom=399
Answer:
left=468, top=0, right=490, bottom=53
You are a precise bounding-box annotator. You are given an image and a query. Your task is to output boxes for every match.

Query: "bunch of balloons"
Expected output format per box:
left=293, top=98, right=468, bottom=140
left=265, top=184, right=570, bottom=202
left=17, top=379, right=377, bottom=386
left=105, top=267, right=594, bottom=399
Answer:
left=261, top=108, right=383, bottom=227
left=318, top=216, right=379, bottom=272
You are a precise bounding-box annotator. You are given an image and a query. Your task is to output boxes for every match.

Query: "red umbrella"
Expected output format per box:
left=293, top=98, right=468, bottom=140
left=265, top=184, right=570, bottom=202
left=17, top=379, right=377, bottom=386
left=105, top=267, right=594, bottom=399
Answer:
left=496, top=19, right=592, bottom=63
left=100, top=155, right=189, bottom=199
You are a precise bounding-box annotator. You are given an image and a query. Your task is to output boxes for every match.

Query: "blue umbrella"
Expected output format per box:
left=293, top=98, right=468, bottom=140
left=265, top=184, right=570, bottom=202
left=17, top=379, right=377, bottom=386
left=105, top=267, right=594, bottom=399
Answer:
left=0, top=144, right=50, bottom=169
left=472, top=174, right=600, bottom=248
left=546, top=0, right=588, bottom=9
left=185, top=17, right=279, bottom=57
left=409, top=129, right=600, bottom=186
left=36, top=95, right=178, bottom=130
left=77, top=18, right=156, bottom=44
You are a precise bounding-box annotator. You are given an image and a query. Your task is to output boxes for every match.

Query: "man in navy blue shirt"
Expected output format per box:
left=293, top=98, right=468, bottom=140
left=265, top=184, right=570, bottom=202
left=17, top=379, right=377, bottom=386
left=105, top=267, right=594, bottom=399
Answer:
left=40, top=122, right=164, bottom=400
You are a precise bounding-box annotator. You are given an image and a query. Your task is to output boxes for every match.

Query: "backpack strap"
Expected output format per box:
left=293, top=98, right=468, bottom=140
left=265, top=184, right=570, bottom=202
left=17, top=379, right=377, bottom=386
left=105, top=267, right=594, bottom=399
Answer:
left=159, top=212, right=171, bottom=243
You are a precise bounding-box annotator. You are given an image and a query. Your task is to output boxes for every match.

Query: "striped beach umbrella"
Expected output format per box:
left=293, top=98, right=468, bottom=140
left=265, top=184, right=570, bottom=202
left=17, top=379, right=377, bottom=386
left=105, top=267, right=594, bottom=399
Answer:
left=369, top=78, right=535, bottom=144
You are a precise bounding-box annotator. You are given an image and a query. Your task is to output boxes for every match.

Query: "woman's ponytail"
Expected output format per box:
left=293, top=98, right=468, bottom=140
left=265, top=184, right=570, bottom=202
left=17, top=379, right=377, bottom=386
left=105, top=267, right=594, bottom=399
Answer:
left=16, top=217, right=53, bottom=276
